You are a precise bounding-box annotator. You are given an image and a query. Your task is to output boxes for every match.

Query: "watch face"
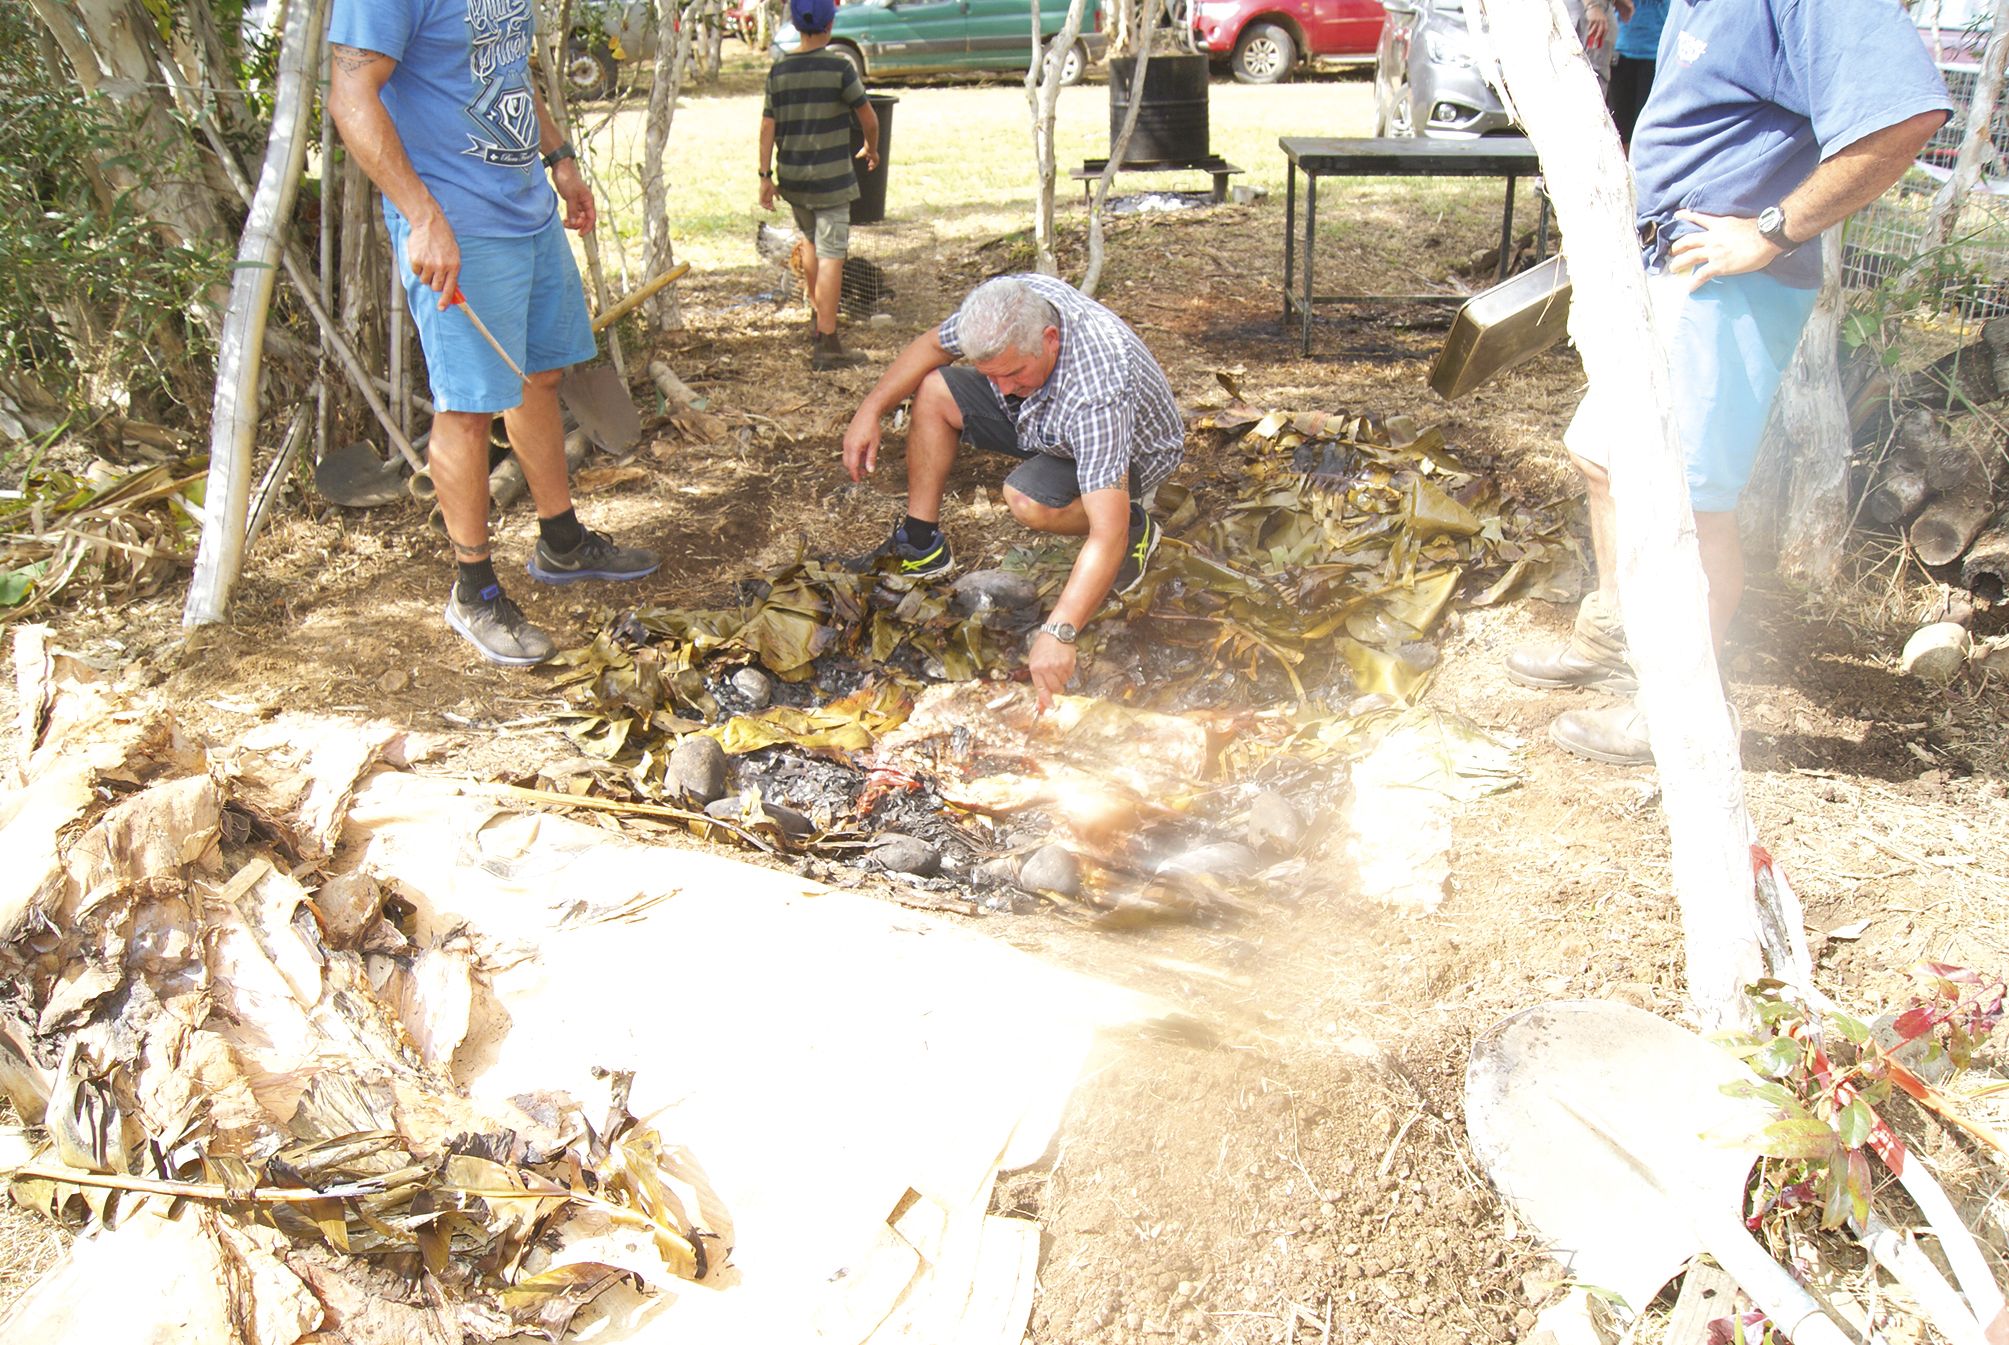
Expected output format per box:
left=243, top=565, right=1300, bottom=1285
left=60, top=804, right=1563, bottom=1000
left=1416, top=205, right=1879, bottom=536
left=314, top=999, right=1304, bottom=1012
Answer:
left=1046, top=622, right=1076, bottom=643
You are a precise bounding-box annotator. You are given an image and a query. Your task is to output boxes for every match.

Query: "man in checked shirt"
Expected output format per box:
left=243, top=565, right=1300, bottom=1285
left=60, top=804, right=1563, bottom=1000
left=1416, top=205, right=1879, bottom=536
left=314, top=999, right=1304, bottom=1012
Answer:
left=841, top=274, right=1185, bottom=708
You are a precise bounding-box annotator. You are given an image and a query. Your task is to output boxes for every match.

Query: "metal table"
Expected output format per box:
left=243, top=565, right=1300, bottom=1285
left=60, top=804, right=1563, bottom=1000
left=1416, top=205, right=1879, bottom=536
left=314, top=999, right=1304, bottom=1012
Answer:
left=1280, top=136, right=1543, bottom=355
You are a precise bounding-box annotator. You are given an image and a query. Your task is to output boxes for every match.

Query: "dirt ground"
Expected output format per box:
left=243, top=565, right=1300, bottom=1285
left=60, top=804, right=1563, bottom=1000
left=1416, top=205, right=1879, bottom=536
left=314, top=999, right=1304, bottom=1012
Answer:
left=6, top=164, right=2009, bottom=1344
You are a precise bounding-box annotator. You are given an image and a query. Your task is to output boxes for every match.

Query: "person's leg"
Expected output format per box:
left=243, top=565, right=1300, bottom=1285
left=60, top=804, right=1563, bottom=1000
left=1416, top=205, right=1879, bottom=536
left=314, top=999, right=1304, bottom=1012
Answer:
left=518, top=216, right=659, bottom=584
left=394, top=221, right=554, bottom=664
left=903, top=368, right=966, bottom=523
left=813, top=258, right=844, bottom=338
left=1695, top=509, right=1744, bottom=648
left=1570, top=448, right=1620, bottom=609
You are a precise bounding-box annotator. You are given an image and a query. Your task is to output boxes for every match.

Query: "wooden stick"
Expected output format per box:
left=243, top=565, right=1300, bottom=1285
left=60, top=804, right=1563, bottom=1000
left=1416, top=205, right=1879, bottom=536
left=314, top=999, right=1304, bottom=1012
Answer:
left=1865, top=469, right=1932, bottom=526
left=594, top=262, right=692, bottom=333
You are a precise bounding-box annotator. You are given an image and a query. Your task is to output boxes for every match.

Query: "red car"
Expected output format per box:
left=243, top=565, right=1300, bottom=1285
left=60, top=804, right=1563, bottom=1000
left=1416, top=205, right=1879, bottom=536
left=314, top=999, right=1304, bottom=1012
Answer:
left=1190, top=0, right=1385, bottom=83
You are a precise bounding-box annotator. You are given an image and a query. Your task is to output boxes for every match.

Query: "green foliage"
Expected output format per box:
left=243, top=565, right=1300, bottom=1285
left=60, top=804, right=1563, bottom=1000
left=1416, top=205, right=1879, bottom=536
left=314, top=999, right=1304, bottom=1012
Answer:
left=0, top=0, right=228, bottom=420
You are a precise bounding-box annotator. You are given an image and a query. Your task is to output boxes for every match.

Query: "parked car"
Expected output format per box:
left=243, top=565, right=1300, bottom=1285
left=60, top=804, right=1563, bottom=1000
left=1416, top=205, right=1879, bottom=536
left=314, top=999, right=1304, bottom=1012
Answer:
left=567, top=0, right=657, bottom=101
left=772, top=0, right=1109, bottom=85
left=1188, top=0, right=1384, bottom=85
left=1373, top=0, right=1511, bottom=138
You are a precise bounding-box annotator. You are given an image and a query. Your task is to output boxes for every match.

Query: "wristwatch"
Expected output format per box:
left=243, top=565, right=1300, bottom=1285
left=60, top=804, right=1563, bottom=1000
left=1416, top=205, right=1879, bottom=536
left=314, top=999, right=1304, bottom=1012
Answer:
left=541, top=140, right=576, bottom=169
left=759, top=168, right=773, bottom=179
left=1755, top=205, right=1796, bottom=252
left=1040, top=620, right=1077, bottom=645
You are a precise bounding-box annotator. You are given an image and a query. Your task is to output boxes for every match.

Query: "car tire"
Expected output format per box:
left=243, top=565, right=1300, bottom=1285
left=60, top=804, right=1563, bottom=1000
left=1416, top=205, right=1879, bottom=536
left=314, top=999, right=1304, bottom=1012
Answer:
left=1231, top=22, right=1295, bottom=84
left=1374, top=66, right=1415, bottom=137
left=566, top=41, right=617, bottom=101
left=830, top=41, right=866, bottom=82
left=1040, top=38, right=1087, bottom=86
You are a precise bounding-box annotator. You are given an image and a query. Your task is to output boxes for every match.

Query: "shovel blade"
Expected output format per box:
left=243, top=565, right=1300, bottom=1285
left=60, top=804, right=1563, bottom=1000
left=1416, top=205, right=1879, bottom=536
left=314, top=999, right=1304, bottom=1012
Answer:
left=560, top=364, right=641, bottom=454
left=1464, top=1001, right=1774, bottom=1316
left=314, top=442, right=408, bottom=507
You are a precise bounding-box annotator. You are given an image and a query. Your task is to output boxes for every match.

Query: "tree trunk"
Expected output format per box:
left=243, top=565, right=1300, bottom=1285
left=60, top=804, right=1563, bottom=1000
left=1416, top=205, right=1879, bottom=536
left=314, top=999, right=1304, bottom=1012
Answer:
left=1773, top=228, right=1849, bottom=589
left=1026, top=0, right=1091, bottom=276
left=185, top=0, right=326, bottom=628
left=642, top=0, right=697, bottom=329
left=537, top=3, right=625, bottom=376
left=1923, top=0, right=2009, bottom=247
left=1081, top=0, right=1160, bottom=297
left=1472, top=0, right=1763, bottom=1028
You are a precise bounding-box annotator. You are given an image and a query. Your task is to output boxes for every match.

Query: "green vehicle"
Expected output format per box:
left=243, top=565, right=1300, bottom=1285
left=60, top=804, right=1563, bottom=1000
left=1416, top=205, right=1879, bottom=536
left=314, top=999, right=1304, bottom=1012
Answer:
left=771, top=0, right=1109, bottom=85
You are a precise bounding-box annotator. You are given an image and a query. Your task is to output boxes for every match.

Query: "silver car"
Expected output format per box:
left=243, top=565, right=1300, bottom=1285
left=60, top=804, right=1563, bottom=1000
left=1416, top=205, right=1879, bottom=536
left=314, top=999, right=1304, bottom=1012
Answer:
left=1373, top=0, right=1512, bottom=139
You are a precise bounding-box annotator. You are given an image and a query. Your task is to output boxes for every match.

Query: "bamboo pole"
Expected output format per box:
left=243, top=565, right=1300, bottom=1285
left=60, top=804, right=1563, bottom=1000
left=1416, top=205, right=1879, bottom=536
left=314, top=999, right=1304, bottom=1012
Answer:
left=1471, top=0, right=1762, bottom=1028
left=184, top=0, right=327, bottom=628
left=317, top=45, right=334, bottom=467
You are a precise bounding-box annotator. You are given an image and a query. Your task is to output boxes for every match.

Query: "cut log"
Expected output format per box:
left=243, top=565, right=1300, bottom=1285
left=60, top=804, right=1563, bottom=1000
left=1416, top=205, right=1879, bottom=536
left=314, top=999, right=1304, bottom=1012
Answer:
left=1865, top=469, right=1932, bottom=525
left=1910, top=488, right=1996, bottom=567
left=1959, top=509, right=2009, bottom=602
left=1900, top=621, right=1972, bottom=684
left=1896, top=337, right=2003, bottom=410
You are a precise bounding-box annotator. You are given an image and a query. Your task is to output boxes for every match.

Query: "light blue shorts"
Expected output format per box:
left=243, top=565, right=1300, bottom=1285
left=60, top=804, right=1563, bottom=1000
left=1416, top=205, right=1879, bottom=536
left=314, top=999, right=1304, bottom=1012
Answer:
left=387, top=211, right=598, bottom=415
left=1567, top=270, right=1818, bottom=512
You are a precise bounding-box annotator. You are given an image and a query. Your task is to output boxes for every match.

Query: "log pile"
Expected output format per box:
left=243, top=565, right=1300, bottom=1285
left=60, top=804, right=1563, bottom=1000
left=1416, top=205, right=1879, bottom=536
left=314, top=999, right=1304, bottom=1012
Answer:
left=1857, top=317, right=2009, bottom=603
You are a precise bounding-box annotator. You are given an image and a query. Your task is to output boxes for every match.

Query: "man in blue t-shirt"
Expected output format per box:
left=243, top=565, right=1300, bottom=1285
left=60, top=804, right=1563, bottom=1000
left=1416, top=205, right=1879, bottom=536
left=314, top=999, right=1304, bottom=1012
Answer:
left=1508, top=0, right=1950, bottom=766
left=329, top=0, right=659, bottom=668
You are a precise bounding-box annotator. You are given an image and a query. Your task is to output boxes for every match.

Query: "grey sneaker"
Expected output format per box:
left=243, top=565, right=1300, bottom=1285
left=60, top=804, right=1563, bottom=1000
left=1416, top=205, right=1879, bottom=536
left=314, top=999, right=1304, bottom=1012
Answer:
left=526, top=528, right=660, bottom=584
left=848, top=523, right=954, bottom=578
left=1113, top=511, right=1161, bottom=595
left=1506, top=591, right=1637, bottom=692
left=445, top=586, right=555, bottom=666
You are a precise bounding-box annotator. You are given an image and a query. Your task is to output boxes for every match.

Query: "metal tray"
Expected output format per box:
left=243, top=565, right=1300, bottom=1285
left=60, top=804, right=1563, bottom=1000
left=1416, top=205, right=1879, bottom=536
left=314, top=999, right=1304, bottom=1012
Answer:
left=1429, top=254, right=1572, bottom=400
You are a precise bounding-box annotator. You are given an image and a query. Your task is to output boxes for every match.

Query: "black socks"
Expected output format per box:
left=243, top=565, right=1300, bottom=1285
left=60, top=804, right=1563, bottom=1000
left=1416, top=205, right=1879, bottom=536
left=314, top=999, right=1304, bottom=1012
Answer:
left=455, top=558, right=500, bottom=605
left=539, top=508, right=585, bottom=554
left=901, top=515, right=941, bottom=549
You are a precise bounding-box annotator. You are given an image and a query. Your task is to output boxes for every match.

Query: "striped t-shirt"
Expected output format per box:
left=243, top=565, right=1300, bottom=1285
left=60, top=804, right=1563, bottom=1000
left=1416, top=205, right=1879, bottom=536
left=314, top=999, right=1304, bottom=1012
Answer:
left=763, top=50, right=867, bottom=210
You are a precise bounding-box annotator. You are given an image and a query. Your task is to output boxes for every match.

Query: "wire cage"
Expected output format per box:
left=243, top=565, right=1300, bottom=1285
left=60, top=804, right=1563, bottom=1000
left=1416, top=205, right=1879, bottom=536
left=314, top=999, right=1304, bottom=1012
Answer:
left=1843, top=57, right=2009, bottom=328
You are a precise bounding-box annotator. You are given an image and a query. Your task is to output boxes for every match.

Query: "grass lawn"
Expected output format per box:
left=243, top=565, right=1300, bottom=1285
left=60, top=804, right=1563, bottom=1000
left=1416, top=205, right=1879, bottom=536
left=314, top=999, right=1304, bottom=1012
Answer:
left=569, top=52, right=1538, bottom=290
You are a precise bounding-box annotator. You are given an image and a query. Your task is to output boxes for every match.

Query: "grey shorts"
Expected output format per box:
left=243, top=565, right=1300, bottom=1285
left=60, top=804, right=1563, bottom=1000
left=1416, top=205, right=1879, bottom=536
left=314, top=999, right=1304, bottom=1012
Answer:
left=788, top=201, right=852, bottom=260
left=940, top=366, right=1140, bottom=508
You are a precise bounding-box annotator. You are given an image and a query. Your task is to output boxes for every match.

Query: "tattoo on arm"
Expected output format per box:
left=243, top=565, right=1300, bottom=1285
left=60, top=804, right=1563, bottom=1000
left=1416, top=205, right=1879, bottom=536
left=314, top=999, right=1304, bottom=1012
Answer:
left=331, top=44, right=389, bottom=73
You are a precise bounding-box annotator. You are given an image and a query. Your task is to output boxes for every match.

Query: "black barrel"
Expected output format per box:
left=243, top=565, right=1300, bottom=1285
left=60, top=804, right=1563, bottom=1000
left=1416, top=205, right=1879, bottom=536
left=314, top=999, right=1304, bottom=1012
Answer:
left=850, top=94, right=898, bottom=225
left=1107, top=53, right=1209, bottom=163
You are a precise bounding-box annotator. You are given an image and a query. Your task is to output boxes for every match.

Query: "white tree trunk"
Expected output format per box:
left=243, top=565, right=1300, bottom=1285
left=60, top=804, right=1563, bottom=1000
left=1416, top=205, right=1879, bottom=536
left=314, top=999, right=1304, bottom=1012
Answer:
left=537, top=6, right=625, bottom=376
left=1473, top=0, right=1762, bottom=1027
left=642, top=0, right=697, bottom=329
left=1026, top=0, right=1090, bottom=275
left=184, top=0, right=326, bottom=627
left=1080, top=0, right=1160, bottom=297
left=1924, top=0, right=2009, bottom=246
left=1771, top=229, right=1850, bottom=588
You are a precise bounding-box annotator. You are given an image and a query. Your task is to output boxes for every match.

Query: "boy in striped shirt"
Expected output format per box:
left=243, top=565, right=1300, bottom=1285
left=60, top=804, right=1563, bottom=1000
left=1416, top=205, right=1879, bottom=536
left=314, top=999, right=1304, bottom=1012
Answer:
left=759, top=0, right=881, bottom=370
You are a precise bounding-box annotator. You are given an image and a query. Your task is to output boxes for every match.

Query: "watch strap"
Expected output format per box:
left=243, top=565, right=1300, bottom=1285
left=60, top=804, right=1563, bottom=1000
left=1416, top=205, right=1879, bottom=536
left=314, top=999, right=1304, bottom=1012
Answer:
left=542, top=141, right=577, bottom=169
left=1040, top=621, right=1077, bottom=644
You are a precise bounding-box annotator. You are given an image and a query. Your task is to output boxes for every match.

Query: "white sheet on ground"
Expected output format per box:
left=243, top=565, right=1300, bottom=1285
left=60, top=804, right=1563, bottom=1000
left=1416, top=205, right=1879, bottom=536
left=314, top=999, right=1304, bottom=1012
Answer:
left=342, top=770, right=1149, bottom=1343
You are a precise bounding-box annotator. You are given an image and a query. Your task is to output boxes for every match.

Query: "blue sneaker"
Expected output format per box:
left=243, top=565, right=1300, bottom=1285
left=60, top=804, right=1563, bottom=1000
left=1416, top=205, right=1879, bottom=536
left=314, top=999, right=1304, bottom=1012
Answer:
left=526, top=528, right=660, bottom=584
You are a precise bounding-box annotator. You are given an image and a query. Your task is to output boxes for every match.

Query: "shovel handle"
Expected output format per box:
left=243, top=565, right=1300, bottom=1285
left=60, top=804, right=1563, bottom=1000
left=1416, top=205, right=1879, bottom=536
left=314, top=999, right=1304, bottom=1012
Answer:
left=448, top=289, right=529, bottom=383
left=1696, top=1215, right=1852, bottom=1345
left=591, top=261, right=691, bottom=333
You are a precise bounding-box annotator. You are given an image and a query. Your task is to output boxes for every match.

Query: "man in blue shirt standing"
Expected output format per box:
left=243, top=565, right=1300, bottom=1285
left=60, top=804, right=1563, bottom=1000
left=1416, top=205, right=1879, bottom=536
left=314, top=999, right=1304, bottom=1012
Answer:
left=1508, top=0, right=1950, bottom=765
left=329, top=0, right=659, bottom=667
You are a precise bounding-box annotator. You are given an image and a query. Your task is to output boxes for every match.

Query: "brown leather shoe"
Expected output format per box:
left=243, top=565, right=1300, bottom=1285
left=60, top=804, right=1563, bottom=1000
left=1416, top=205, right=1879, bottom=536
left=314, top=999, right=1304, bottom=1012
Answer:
left=1550, top=701, right=1653, bottom=765
left=811, top=331, right=867, bottom=371
left=1549, top=698, right=1742, bottom=767
left=1506, top=592, right=1637, bottom=692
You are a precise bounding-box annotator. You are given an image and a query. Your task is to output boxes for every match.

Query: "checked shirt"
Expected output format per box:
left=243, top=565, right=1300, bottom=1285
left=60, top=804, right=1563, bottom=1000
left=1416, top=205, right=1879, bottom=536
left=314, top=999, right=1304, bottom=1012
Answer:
left=937, top=273, right=1184, bottom=496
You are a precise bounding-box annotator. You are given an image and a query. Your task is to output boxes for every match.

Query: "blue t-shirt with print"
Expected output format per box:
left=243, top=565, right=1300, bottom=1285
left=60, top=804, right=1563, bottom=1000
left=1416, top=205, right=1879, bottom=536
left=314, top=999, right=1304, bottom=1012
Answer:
left=1614, top=0, right=1667, bottom=60
left=1630, top=0, right=1950, bottom=287
left=328, top=0, right=556, bottom=237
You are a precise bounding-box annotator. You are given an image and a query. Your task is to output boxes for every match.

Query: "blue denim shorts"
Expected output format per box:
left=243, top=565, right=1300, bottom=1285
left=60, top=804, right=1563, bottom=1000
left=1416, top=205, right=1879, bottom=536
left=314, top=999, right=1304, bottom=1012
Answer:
left=387, top=212, right=598, bottom=414
left=1567, top=270, right=1817, bottom=512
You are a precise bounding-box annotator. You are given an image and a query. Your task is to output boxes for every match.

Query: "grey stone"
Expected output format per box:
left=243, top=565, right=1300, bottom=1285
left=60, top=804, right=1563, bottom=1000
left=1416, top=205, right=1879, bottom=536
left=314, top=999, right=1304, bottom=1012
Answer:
left=868, top=832, right=941, bottom=877
left=314, top=871, right=383, bottom=947
left=1246, top=791, right=1304, bottom=856
left=951, top=568, right=1041, bottom=618
left=669, top=735, right=728, bottom=804
left=1156, top=841, right=1262, bottom=883
left=1229, top=184, right=1269, bottom=206
left=730, top=666, right=774, bottom=709
left=1016, top=843, right=1080, bottom=897
left=972, top=856, right=1018, bottom=889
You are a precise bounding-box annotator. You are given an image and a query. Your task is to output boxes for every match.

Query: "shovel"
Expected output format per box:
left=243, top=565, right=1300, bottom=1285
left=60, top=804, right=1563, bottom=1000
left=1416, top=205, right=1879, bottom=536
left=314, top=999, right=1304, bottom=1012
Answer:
left=558, top=261, right=691, bottom=455
left=1465, top=1000, right=1851, bottom=1344
left=314, top=440, right=411, bottom=507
